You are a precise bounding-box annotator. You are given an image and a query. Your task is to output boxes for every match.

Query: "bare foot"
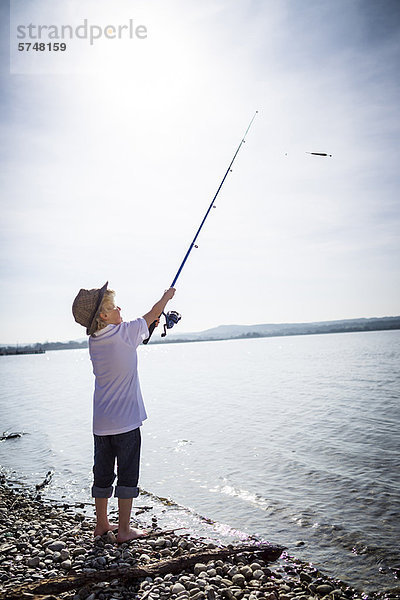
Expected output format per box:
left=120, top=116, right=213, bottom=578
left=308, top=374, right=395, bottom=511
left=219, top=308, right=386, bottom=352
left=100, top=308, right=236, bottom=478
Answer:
left=94, top=523, right=118, bottom=537
left=117, top=527, right=149, bottom=543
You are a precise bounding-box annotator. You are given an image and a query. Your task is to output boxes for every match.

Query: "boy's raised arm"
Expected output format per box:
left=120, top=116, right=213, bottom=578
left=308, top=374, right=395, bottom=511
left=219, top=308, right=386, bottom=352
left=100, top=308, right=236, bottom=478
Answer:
left=142, top=288, right=176, bottom=328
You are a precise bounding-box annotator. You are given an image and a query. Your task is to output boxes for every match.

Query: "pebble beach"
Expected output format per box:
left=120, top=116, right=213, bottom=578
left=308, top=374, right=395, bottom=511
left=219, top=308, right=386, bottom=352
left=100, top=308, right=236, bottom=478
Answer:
left=1, top=481, right=398, bottom=600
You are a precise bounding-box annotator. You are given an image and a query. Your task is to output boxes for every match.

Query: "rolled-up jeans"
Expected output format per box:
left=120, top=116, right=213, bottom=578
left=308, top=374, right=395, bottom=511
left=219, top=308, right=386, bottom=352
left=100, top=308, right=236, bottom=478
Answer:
left=92, top=428, right=141, bottom=499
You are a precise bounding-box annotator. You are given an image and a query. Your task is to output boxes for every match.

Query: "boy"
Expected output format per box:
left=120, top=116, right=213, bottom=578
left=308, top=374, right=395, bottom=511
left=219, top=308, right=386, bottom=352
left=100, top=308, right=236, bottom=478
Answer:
left=72, top=282, right=175, bottom=542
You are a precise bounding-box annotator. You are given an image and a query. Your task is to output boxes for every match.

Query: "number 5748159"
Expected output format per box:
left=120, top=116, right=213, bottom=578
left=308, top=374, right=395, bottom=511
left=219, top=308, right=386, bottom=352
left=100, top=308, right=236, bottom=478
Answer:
left=18, top=42, right=67, bottom=51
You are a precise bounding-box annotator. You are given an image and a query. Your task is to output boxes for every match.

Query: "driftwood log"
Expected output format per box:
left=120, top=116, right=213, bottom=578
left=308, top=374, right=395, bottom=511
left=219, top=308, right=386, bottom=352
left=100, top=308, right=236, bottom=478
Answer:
left=0, top=431, right=26, bottom=441
left=35, top=471, right=54, bottom=490
left=0, top=543, right=285, bottom=600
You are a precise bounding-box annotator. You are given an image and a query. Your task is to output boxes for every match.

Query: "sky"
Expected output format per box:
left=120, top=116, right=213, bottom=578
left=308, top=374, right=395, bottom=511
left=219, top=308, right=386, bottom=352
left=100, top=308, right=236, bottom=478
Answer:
left=1, top=0, right=399, bottom=344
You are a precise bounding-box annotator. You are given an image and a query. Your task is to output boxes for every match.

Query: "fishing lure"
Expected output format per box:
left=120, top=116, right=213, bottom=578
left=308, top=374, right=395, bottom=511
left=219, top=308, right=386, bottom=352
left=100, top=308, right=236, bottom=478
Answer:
left=306, top=152, right=333, bottom=157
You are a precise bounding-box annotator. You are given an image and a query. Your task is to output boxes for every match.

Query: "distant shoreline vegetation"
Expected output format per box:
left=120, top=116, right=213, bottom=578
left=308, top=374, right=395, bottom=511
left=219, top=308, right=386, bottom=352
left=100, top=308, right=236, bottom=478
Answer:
left=1, top=316, right=399, bottom=355
left=0, top=340, right=87, bottom=355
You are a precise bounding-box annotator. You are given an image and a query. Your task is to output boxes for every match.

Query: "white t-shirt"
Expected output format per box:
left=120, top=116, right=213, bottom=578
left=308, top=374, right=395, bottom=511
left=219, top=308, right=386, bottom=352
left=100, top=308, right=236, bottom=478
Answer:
left=88, top=318, right=149, bottom=436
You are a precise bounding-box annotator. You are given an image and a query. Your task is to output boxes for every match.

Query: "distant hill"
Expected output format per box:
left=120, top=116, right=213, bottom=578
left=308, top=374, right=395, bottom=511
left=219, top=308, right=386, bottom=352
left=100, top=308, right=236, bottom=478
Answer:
left=162, top=316, right=400, bottom=343
left=194, top=316, right=400, bottom=340
left=1, top=316, right=399, bottom=353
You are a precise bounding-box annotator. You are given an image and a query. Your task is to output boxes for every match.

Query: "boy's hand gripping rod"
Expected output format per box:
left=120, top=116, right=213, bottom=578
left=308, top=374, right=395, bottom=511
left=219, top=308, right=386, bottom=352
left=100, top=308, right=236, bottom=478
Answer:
left=143, top=111, right=258, bottom=344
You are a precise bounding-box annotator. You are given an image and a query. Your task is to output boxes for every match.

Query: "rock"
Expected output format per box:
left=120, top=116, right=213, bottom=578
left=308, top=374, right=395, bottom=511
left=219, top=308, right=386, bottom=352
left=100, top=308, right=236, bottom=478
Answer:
left=239, top=565, right=253, bottom=579
left=72, top=547, right=86, bottom=557
left=60, top=559, right=72, bottom=570
left=316, top=583, right=334, bottom=595
left=27, top=556, right=40, bottom=567
left=251, top=569, right=264, bottom=580
left=106, top=531, right=117, bottom=543
left=47, top=540, right=66, bottom=552
left=60, top=549, right=70, bottom=560
left=221, top=590, right=235, bottom=600
left=227, top=566, right=238, bottom=578
left=172, top=583, right=186, bottom=594
left=194, top=563, right=207, bottom=576
left=191, top=593, right=205, bottom=600
left=300, top=571, right=312, bottom=583
left=74, top=512, right=85, bottom=522
left=263, top=567, right=272, bottom=577
left=231, top=574, right=246, bottom=587
left=83, top=568, right=97, bottom=574
left=141, top=554, right=151, bottom=563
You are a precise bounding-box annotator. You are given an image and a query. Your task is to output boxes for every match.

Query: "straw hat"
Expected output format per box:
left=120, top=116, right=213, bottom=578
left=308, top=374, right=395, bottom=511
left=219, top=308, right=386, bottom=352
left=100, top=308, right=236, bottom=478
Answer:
left=72, top=282, right=108, bottom=336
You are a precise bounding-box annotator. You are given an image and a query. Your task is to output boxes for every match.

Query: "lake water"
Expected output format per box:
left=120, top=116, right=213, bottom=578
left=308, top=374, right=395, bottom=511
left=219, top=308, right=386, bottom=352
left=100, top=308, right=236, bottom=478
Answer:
left=1, top=330, right=399, bottom=594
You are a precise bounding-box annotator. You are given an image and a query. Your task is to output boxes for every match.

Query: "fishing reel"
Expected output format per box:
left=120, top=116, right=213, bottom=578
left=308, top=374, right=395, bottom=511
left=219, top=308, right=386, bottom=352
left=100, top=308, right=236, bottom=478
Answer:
left=161, top=310, right=181, bottom=338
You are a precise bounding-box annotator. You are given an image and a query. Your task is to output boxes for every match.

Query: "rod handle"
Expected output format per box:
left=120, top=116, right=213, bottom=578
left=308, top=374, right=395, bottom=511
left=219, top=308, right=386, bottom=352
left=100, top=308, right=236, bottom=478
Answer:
left=143, top=320, right=157, bottom=345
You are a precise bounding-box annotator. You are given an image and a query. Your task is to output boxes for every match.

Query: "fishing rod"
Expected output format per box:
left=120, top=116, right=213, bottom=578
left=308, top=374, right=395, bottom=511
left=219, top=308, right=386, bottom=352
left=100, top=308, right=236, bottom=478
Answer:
left=143, top=111, right=258, bottom=344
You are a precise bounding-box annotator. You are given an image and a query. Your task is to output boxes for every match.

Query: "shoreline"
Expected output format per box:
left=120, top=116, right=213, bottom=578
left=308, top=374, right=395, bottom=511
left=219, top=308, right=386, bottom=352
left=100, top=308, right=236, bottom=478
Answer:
left=1, top=317, right=399, bottom=353
left=0, top=481, right=394, bottom=600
